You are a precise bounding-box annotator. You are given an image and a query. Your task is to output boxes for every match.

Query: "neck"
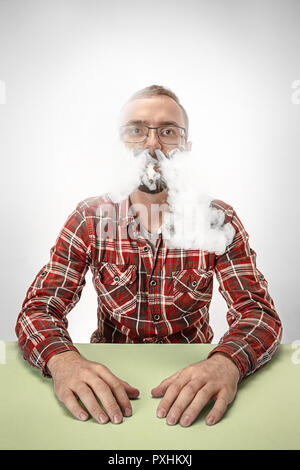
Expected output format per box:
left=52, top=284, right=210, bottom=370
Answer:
left=129, top=189, right=169, bottom=233
left=130, top=189, right=168, bottom=206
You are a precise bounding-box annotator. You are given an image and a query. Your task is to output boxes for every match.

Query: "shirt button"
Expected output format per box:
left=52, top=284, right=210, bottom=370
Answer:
left=150, top=279, right=157, bottom=286
left=258, top=274, right=265, bottom=281
left=191, top=280, right=197, bottom=288
left=143, top=246, right=150, bottom=252
left=153, top=314, right=160, bottom=321
left=40, top=271, right=46, bottom=277
left=113, top=275, right=120, bottom=282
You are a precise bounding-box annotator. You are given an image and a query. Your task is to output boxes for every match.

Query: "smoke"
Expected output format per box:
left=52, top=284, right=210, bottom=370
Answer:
left=104, top=141, right=235, bottom=255
left=103, top=140, right=148, bottom=202
left=157, top=148, right=235, bottom=254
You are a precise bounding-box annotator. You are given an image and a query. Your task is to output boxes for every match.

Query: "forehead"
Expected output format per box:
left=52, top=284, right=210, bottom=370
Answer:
left=120, top=95, right=185, bottom=127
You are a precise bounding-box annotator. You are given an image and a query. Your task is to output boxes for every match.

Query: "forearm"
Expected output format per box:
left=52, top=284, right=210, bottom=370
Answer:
left=16, top=305, right=80, bottom=377
left=207, top=300, right=282, bottom=380
left=16, top=203, right=91, bottom=376
left=213, top=206, right=283, bottom=380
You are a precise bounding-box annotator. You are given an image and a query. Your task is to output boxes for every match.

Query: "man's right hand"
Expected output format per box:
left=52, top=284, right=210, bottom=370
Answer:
left=47, top=351, right=140, bottom=424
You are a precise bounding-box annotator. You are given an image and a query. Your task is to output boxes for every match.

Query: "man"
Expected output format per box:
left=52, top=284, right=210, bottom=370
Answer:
left=16, top=85, right=282, bottom=428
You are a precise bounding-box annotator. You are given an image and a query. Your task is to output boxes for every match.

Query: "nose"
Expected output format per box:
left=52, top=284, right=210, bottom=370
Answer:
left=143, top=128, right=162, bottom=157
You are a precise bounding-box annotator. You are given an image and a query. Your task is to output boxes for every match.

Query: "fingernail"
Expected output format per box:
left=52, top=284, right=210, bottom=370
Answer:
left=99, top=414, right=108, bottom=424
left=181, top=415, right=191, bottom=427
left=114, top=414, right=122, bottom=424
left=79, top=412, right=88, bottom=421
left=124, top=407, right=132, bottom=417
left=167, top=415, right=176, bottom=425
left=157, top=408, right=166, bottom=418
left=206, top=416, right=215, bottom=425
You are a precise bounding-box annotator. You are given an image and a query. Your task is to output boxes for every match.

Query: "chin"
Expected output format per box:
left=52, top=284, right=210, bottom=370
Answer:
left=138, top=181, right=167, bottom=194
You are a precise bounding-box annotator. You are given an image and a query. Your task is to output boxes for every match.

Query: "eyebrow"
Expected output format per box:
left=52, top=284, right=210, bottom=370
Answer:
left=124, top=119, right=183, bottom=127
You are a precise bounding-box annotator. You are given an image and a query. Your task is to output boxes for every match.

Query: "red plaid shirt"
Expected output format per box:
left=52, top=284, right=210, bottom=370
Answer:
left=15, top=194, right=282, bottom=380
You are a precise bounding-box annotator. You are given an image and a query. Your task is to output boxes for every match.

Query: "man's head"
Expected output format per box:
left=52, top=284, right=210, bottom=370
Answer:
left=119, top=85, right=192, bottom=194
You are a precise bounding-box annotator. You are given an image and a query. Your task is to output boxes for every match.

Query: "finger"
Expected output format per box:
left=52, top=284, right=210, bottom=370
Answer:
left=97, top=366, right=140, bottom=399
left=165, top=380, right=207, bottom=425
left=156, top=376, right=190, bottom=418
left=88, top=378, right=126, bottom=424
left=206, top=395, right=229, bottom=426
left=119, top=379, right=140, bottom=399
left=75, top=383, right=110, bottom=424
left=151, top=370, right=182, bottom=397
left=59, top=389, right=90, bottom=422
left=179, top=385, right=215, bottom=427
left=109, top=380, right=138, bottom=417
left=154, top=149, right=166, bottom=161
left=99, top=374, right=139, bottom=416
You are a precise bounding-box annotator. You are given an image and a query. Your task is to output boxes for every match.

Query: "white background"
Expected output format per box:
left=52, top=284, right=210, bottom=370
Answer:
left=0, top=0, right=299, bottom=343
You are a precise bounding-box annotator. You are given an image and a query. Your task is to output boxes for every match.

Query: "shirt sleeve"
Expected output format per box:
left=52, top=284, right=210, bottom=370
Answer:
left=207, top=206, right=283, bottom=381
left=15, top=202, right=91, bottom=377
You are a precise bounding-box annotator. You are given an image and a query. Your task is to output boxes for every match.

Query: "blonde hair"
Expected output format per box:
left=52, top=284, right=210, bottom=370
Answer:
left=126, top=84, right=189, bottom=137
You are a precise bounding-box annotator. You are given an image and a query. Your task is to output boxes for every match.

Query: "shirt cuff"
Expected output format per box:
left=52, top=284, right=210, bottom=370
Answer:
left=207, top=340, right=257, bottom=382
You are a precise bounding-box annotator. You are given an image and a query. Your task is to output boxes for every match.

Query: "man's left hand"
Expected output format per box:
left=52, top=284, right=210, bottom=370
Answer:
left=151, top=353, right=240, bottom=427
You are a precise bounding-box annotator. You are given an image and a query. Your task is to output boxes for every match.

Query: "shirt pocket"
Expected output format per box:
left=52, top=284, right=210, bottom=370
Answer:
left=172, top=268, right=214, bottom=315
left=94, top=263, right=137, bottom=317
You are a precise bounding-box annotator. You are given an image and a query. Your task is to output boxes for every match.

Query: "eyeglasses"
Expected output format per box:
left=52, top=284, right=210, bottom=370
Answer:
left=120, top=124, right=187, bottom=145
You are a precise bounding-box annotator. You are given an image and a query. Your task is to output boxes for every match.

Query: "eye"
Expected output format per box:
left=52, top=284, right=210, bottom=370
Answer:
left=121, top=126, right=143, bottom=137
left=129, top=127, right=141, bottom=134
left=161, top=127, right=174, bottom=135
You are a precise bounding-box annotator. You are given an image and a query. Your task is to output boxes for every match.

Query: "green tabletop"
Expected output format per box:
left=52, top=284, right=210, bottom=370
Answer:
left=0, top=342, right=299, bottom=450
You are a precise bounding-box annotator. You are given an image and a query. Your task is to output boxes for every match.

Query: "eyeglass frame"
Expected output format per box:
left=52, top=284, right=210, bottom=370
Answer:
left=119, top=123, right=187, bottom=145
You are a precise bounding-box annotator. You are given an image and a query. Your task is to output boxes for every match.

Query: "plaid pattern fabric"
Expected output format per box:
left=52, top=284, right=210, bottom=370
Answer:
left=15, top=194, right=282, bottom=380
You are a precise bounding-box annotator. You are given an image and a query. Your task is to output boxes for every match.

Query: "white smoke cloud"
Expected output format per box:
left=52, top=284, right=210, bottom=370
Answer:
left=104, top=141, right=235, bottom=255
left=158, top=148, right=235, bottom=254
left=104, top=140, right=148, bottom=203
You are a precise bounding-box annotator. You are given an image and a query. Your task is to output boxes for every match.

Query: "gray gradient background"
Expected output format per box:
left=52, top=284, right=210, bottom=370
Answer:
left=0, top=0, right=299, bottom=343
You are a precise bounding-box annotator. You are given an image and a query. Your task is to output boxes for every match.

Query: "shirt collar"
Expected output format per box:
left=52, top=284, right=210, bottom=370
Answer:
left=117, top=195, right=163, bottom=235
